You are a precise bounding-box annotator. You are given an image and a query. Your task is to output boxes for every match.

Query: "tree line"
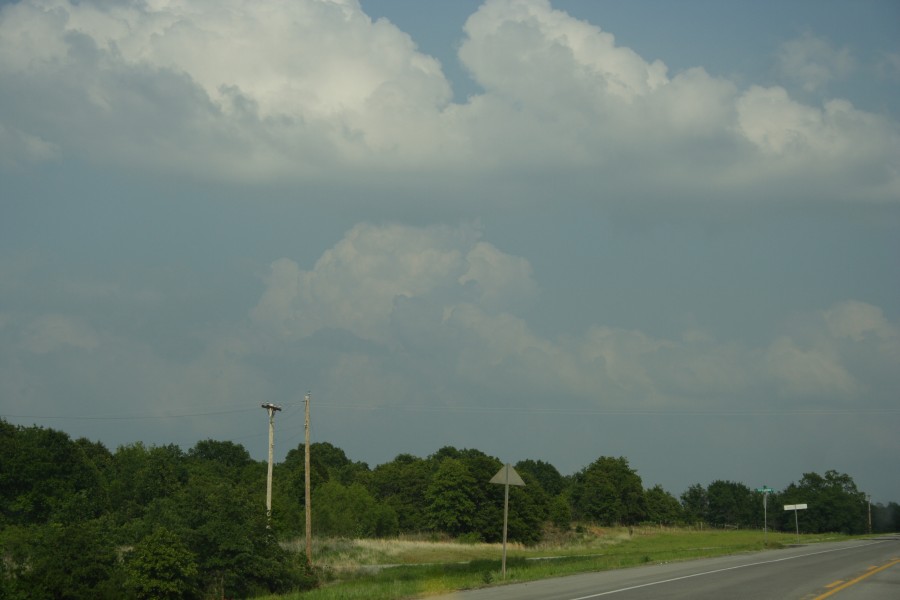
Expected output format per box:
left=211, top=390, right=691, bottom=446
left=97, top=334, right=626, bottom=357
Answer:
left=1, top=419, right=897, bottom=599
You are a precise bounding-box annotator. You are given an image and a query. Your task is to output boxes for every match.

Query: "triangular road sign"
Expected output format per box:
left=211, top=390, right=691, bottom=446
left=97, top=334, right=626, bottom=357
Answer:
left=490, top=464, right=525, bottom=486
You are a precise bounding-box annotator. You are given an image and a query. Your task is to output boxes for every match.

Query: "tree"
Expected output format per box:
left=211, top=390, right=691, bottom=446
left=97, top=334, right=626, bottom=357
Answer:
left=108, top=443, right=188, bottom=525
left=644, top=485, right=684, bottom=524
left=779, top=471, right=867, bottom=534
left=548, top=494, right=572, bottom=529
left=425, top=457, right=478, bottom=535
left=515, top=459, right=567, bottom=497
left=289, top=441, right=370, bottom=486
left=706, top=480, right=758, bottom=528
left=451, top=449, right=504, bottom=540
left=0, top=422, right=106, bottom=526
left=188, top=439, right=252, bottom=471
left=504, top=470, right=549, bottom=544
left=0, top=520, right=121, bottom=600
left=144, top=473, right=296, bottom=598
left=680, top=483, right=709, bottom=523
left=312, top=481, right=398, bottom=537
left=872, top=502, right=900, bottom=533
left=124, top=527, right=199, bottom=600
left=370, top=454, right=431, bottom=532
left=570, top=456, right=646, bottom=525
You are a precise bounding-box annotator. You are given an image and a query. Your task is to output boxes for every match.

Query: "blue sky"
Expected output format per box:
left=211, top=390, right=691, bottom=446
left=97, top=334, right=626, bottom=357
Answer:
left=1, top=0, right=898, bottom=503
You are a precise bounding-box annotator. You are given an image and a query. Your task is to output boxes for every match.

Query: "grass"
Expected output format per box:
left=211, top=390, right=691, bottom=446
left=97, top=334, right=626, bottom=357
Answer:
left=258, top=526, right=855, bottom=600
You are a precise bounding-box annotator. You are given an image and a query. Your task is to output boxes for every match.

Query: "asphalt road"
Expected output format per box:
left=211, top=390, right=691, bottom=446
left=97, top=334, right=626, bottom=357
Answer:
left=426, top=537, right=900, bottom=600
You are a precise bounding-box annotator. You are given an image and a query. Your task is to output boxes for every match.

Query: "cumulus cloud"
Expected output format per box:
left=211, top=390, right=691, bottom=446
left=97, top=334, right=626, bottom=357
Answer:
left=249, top=222, right=900, bottom=411
left=0, top=0, right=897, bottom=202
left=250, top=222, right=535, bottom=342
left=824, top=301, right=895, bottom=342
left=22, top=314, right=100, bottom=354
left=0, top=123, right=59, bottom=167
left=775, top=32, right=854, bottom=92
left=764, top=335, right=861, bottom=399
left=0, top=0, right=456, bottom=175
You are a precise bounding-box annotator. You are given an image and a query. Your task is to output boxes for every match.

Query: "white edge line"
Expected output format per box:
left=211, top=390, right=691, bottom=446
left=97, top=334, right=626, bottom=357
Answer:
left=568, top=541, right=884, bottom=600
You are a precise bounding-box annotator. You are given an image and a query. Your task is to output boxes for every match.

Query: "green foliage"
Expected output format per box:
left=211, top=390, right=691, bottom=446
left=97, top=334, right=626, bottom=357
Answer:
left=370, top=454, right=431, bottom=531
left=515, top=459, right=567, bottom=496
left=188, top=438, right=253, bottom=470
left=144, top=472, right=296, bottom=598
left=680, top=483, right=709, bottom=522
left=0, top=520, right=120, bottom=600
left=425, top=457, right=478, bottom=535
left=644, top=484, right=684, bottom=524
left=549, top=494, right=573, bottom=529
left=448, top=449, right=503, bottom=541
left=0, top=417, right=893, bottom=600
left=872, top=501, right=900, bottom=533
left=313, top=481, right=398, bottom=537
left=570, top=456, right=646, bottom=525
left=124, top=527, right=199, bottom=600
left=705, top=480, right=758, bottom=528
left=777, top=470, right=867, bottom=534
left=108, top=442, right=188, bottom=525
left=504, top=470, right=549, bottom=544
left=0, top=422, right=108, bottom=526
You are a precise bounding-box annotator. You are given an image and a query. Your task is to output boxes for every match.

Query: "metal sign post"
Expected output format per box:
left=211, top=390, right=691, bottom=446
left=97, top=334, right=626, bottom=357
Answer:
left=784, top=503, right=808, bottom=543
left=489, top=464, right=525, bottom=580
left=756, top=486, right=774, bottom=544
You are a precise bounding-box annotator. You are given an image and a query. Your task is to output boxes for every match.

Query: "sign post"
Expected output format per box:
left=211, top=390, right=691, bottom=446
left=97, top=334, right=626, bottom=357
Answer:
left=756, top=486, right=774, bottom=544
left=784, top=503, right=808, bottom=544
left=490, top=464, right=525, bottom=579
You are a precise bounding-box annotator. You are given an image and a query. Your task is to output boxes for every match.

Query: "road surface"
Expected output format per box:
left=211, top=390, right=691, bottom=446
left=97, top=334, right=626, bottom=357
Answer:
left=425, top=536, right=900, bottom=600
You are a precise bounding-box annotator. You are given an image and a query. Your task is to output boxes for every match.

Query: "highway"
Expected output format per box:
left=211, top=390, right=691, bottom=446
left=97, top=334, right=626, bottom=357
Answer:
left=427, top=537, right=900, bottom=600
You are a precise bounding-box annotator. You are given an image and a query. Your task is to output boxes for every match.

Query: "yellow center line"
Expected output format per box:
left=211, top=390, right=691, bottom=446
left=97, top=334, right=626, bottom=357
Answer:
left=824, top=580, right=844, bottom=588
left=813, top=558, right=900, bottom=599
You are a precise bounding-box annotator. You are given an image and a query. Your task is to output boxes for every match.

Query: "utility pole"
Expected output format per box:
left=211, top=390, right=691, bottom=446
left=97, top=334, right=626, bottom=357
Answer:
left=867, top=494, right=872, bottom=535
left=304, top=392, right=312, bottom=564
left=261, top=402, right=282, bottom=524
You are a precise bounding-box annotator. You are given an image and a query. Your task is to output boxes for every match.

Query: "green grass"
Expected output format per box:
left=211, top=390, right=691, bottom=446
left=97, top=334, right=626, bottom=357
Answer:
left=257, top=527, right=855, bottom=600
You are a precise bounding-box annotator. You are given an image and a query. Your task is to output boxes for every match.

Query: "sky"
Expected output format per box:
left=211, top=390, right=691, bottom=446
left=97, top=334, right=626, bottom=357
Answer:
left=1, top=0, right=899, bottom=504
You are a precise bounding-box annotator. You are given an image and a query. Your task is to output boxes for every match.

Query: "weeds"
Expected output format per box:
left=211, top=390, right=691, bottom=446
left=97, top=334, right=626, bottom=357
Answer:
left=257, top=527, right=854, bottom=600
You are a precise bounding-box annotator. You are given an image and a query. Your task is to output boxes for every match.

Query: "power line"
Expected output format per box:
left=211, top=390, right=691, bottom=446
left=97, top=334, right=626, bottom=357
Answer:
left=306, top=403, right=900, bottom=417
left=0, top=407, right=258, bottom=421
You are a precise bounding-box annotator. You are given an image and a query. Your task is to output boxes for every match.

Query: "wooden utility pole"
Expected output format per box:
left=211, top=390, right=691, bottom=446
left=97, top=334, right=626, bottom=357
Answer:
left=261, top=402, right=282, bottom=523
left=304, top=392, right=312, bottom=564
left=868, top=494, right=872, bottom=535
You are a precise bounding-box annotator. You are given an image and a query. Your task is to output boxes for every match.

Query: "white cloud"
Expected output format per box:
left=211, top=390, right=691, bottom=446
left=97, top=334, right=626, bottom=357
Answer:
left=0, top=0, right=456, bottom=175
left=735, top=86, right=892, bottom=159
left=250, top=222, right=899, bottom=412
left=0, top=123, right=59, bottom=167
left=251, top=222, right=536, bottom=343
left=878, top=52, right=900, bottom=81
left=0, top=0, right=897, bottom=202
left=764, top=335, right=861, bottom=399
left=823, top=300, right=895, bottom=342
left=775, top=32, right=854, bottom=92
left=459, top=0, right=668, bottom=104
left=22, top=314, right=100, bottom=354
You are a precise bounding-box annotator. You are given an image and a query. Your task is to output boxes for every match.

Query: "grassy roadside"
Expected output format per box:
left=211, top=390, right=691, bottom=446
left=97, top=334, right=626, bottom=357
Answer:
left=256, top=527, right=855, bottom=600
